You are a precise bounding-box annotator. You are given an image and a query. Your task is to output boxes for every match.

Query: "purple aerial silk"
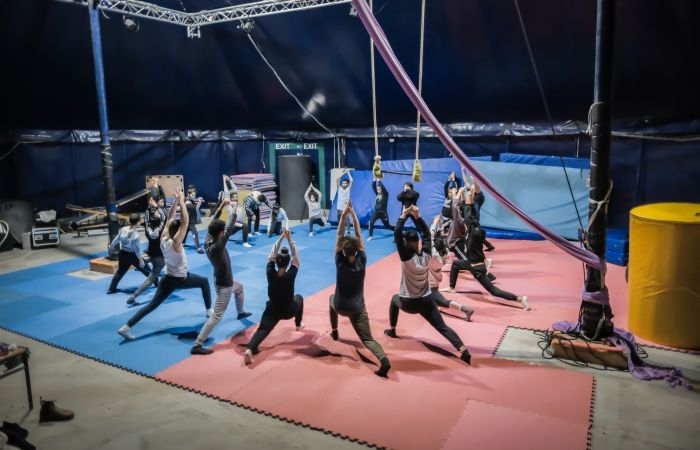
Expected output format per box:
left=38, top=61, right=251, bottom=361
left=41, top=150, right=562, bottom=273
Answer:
left=351, top=0, right=603, bottom=270
left=553, top=320, right=693, bottom=389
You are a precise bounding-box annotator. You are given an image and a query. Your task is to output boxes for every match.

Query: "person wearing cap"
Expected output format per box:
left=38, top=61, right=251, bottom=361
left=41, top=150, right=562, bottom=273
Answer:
left=329, top=201, right=391, bottom=378
left=267, top=203, right=289, bottom=237
left=107, top=213, right=151, bottom=295
left=244, top=229, right=304, bottom=365
left=384, top=205, right=473, bottom=365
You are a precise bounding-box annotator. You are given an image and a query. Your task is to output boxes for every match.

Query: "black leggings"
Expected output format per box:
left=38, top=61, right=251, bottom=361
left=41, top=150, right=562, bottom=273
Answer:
left=389, top=294, right=465, bottom=351
left=247, top=294, right=304, bottom=353
left=329, top=295, right=386, bottom=360
left=109, top=250, right=150, bottom=291
left=309, top=217, right=325, bottom=233
left=449, top=261, right=517, bottom=301
left=126, top=272, right=212, bottom=327
left=368, top=211, right=394, bottom=237
left=230, top=224, right=249, bottom=243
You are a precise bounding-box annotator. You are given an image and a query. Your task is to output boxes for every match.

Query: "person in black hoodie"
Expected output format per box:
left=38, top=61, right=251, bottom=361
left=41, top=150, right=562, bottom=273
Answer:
left=244, top=229, right=304, bottom=365
left=191, top=199, right=252, bottom=355
left=367, top=177, right=394, bottom=241
left=396, top=182, right=420, bottom=228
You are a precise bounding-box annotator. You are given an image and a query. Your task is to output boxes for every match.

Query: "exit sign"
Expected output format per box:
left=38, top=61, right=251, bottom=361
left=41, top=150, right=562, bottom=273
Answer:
left=271, top=142, right=321, bottom=150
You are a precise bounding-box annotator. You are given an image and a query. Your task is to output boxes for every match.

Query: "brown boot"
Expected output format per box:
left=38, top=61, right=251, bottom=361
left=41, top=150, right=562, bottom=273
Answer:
left=39, top=398, right=75, bottom=423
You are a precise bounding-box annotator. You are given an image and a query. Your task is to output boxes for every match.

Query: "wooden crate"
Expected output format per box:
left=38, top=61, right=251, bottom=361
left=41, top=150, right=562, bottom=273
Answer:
left=89, top=257, right=118, bottom=275
left=550, top=331, right=628, bottom=369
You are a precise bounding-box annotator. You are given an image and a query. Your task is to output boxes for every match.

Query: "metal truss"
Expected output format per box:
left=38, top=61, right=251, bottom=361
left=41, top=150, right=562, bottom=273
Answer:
left=67, top=0, right=352, bottom=31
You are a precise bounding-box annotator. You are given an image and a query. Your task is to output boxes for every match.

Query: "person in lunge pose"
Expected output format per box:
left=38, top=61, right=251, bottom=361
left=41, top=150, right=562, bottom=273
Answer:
left=428, top=216, right=473, bottom=321
left=367, top=176, right=394, bottom=241
left=107, top=213, right=151, bottom=295
left=117, top=188, right=213, bottom=340
left=460, top=168, right=495, bottom=251
left=441, top=191, right=529, bottom=310
left=384, top=205, right=472, bottom=365
left=146, top=176, right=166, bottom=204
left=183, top=186, right=205, bottom=254
left=126, top=198, right=166, bottom=305
left=190, top=198, right=252, bottom=355
left=221, top=176, right=252, bottom=248
left=329, top=202, right=391, bottom=378
left=335, top=169, right=353, bottom=232
left=304, top=182, right=325, bottom=236
left=244, top=229, right=304, bottom=365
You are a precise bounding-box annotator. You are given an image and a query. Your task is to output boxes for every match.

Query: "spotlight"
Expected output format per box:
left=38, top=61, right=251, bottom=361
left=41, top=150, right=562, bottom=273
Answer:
left=238, top=20, right=255, bottom=34
left=122, top=15, right=139, bottom=32
left=348, top=5, right=358, bottom=17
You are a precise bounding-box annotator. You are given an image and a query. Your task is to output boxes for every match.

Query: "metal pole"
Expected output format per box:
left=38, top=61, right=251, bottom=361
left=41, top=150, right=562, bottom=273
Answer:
left=87, top=0, right=119, bottom=250
left=580, top=0, right=615, bottom=338
left=585, top=0, right=614, bottom=291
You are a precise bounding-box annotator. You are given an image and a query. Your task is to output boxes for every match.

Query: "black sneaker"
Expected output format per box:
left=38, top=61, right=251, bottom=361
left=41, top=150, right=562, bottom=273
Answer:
left=384, top=329, right=397, bottom=338
left=237, top=312, right=252, bottom=320
left=460, top=349, right=472, bottom=365
left=106, top=289, right=118, bottom=295
left=2, top=422, right=28, bottom=439
left=126, top=298, right=136, bottom=306
left=330, top=329, right=339, bottom=341
left=375, top=356, right=391, bottom=378
left=190, top=345, right=214, bottom=355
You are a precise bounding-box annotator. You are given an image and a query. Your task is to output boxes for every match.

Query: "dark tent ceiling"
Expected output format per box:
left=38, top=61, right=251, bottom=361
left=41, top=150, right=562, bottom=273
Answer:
left=1, top=0, right=699, bottom=131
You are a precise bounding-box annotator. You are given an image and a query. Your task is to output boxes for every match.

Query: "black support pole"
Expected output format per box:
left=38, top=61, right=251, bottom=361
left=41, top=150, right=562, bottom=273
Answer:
left=580, top=0, right=615, bottom=338
left=87, top=0, right=119, bottom=250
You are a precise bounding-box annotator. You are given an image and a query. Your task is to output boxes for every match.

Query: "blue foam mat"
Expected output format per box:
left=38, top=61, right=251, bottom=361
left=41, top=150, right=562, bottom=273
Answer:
left=0, top=223, right=397, bottom=376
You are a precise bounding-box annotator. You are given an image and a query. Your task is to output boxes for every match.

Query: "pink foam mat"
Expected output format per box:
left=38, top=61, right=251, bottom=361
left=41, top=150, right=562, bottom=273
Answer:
left=157, top=239, right=598, bottom=448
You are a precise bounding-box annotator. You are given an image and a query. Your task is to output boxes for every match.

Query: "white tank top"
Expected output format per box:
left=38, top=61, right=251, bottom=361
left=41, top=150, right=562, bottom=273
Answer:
left=161, top=238, right=188, bottom=277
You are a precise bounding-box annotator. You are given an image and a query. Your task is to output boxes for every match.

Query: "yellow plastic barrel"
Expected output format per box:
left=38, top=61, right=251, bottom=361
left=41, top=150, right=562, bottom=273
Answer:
left=628, top=203, right=700, bottom=349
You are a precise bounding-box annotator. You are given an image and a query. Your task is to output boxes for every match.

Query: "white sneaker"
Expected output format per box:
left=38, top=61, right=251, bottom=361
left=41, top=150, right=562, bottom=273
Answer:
left=296, top=323, right=305, bottom=331
left=519, top=296, right=531, bottom=311
left=367, top=236, right=373, bottom=241
left=485, top=258, right=492, bottom=270
left=244, top=349, right=254, bottom=365
left=309, top=232, right=313, bottom=237
left=118, top=325, right=135, bottom=340
left=206, top=308, right=213, bottom=318
left=439, top=287, right=456, bottom=293
left=242, top=242, right=252, bottom=248
left=253, top=231, right=261, bottom=236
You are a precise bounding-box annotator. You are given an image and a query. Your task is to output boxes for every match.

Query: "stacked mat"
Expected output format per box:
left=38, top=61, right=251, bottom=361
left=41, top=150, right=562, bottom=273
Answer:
left=606, top=228, right=629, bottom=266
left=230, top=173, right=278, bottom=220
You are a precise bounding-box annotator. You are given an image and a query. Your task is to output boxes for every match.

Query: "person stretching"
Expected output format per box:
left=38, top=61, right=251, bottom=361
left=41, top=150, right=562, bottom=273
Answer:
left=428, top=216, right=474, bottom=321
left=183, top=186, right=204, bottom=254
left=118, top=189, right=212, bottom=340
left=304, top=183, right=326, bottom=236
left=441, top=192, right=529, bottom=310
left=267, top=203, right=289, bottom=237
left=126, top=199, right=166, bottom=305
left=330, top=202, right=391, bottom=378
left=222, top=175, right=252, bottom=248
left=461, top=168, right=495, bottom=251
left=191, top=198, right=252, bottom=355
left=368, top=176, right=394, bottom=241
left=396, top=182, right=420, bottom=228
left=107, top=213, right=150, bottom=295
left=385, top=205, right=472, bottom=365
left=335, top=169, right=353, bottom=232
left=244, top=229, right=304, bottom=365
left=243, top=191, right=273, bottom=236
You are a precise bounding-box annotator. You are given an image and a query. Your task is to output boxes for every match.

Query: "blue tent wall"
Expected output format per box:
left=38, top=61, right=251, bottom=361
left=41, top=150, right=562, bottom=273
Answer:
left=7, top=136, right=700, bottom=228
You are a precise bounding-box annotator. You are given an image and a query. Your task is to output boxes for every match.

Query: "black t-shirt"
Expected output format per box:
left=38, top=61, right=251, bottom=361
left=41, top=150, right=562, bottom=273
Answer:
left=205, top=234, right=233, bottom=287
left=397, top=189, right=420, bottom=208
left=441, top=197, right=452, bottom=218
left=333, top=250, right=367, bottom=314
left=267, top=262, right=298, bottom=308
left=373, top=181, right=389, bottom=213
left=466, top=226, right=486, bottom=263
left=185, top=199, right=197, bottom=218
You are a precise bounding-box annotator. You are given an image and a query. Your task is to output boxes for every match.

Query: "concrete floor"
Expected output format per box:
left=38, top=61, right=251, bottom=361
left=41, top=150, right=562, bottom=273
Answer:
left=2, top=230, right=699, bottom=449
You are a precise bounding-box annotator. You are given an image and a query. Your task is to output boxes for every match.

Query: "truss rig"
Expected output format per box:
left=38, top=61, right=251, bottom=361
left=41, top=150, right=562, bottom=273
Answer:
left=58, top=0, right=352, bottom=38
